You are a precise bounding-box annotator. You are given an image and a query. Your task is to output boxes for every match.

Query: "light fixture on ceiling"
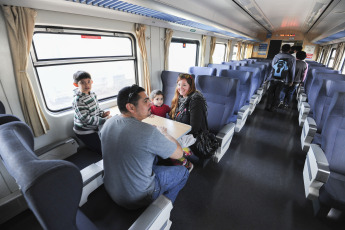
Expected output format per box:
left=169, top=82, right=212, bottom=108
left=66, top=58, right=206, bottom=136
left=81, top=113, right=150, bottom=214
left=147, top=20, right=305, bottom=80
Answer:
left=304, top=0, right=333, bottom=33
left=233, top=0, right=273, bottom=33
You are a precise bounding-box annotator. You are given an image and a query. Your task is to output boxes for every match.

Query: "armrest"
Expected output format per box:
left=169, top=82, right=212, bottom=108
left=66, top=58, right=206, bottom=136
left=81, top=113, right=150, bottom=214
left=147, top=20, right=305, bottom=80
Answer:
left=129, top=195, right=173, bottom=230
left=79, top=160, right=104, bottom=206
left=298, top=102, right=310, bottom=126
left=250, top=94, right=259, bottom=105
left=213, top=123, right=235, bottom=163
left=297, top=93, right=307, bottom=111
left=300, top=117, right=317, bottom=152
left=303, top=144, right=330, bottom=200
left=235, top=105, right=250, bottom=132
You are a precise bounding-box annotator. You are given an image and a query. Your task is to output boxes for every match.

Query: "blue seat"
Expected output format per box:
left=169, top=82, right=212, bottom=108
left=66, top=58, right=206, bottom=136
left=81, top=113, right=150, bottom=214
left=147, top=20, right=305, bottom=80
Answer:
left=222, top=61, right=241, bottom=69
left=302, top=92, right=345, bottom=218
left=188, top=66, right=216, bottom=78
left=0, top=101, right=5, bottom=114
left=218, top=69, right=251, bottom=108
left=195, top=75, right=239, bottom=162
left=0, top=121, right=174, bottom=230
left=207, top=64, right=230, bottom=76
left=247, top=63, right=266, bottom=86
left=161, top=71, right=183, bottom=107
left=304, top=67, right=340, bottom=97
left=0, top=114, right=21, bottom=125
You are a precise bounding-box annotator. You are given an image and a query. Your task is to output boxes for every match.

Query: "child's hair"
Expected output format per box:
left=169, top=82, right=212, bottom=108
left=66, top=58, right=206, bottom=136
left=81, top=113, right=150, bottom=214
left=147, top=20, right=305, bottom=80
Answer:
left=150, top=89, right=164, bottom=100
left=296, top=51, right=307, bottom=60
left=73, top=71, right=91, bottom=84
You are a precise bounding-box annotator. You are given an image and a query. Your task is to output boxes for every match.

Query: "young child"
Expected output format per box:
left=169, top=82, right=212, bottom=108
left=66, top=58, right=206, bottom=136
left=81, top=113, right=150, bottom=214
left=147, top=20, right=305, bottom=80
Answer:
left=150, top=89, right=171, bottom=118
left=72, top=71, right=111, bottom=154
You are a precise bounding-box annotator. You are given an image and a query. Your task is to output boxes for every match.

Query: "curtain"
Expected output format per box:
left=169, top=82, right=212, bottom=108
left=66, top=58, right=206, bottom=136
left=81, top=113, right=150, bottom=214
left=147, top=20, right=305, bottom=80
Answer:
left=209, top=36, right=217, bottom=64
left=135, top=24, right=151, bottom=95
left=225, top=40, right=232, bottom=62
left=246, top=44, right=253, bottom=59
left=236, top=42, right=242, bottom=61
left=2, top=6, right=49, bottom=137
left=240, top=43, right=246, bottom=60
left=333, top=42, right=345, bottom=70
left=315, top=46, right=323, bottom=62
left=321, top=45, right=332, bottom=65
left=200, top=35, right=207, bottom=67
left=164, top=28, right=173, bottom=70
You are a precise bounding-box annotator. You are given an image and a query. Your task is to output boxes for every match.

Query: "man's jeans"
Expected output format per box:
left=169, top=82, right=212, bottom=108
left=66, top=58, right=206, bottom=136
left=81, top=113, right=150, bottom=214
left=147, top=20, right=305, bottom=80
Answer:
left=279, top=84, right=299, bottom=105
left=151, top=165, right=189, bottom=203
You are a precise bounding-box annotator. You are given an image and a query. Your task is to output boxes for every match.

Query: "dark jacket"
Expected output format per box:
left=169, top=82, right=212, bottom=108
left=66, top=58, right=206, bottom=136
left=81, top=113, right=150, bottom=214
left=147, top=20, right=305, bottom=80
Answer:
left=294, top=60, right=308, bottom=83
left=173, top=91, right=208, bottom=137
left=269, top=52, right=296, bottom=84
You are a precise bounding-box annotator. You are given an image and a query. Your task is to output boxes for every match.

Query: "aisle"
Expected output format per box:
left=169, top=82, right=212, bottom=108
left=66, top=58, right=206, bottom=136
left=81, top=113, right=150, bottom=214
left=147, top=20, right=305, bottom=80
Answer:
left=170, top=95, right=344, bottom=230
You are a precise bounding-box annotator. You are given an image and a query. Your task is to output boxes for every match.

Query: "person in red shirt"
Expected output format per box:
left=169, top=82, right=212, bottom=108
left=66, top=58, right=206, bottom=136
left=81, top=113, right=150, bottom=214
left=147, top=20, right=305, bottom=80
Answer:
left=150, top=90, right=171, bottom=118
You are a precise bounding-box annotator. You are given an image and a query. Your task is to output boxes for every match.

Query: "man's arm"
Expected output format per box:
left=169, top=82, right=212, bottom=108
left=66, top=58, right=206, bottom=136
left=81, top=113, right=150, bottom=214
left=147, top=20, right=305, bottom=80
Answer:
left=156, top=126, right=183, bottom=159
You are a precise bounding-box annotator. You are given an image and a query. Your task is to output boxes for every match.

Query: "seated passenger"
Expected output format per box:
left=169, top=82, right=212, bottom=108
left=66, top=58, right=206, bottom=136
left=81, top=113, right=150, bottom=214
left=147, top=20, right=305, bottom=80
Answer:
left=150, top=89, right=171, bottom=118
left=169, top=73, right=208, bottom=163
left=72, top=71, right=111, bottom=154
left=101, top=85, right=189, bottom=210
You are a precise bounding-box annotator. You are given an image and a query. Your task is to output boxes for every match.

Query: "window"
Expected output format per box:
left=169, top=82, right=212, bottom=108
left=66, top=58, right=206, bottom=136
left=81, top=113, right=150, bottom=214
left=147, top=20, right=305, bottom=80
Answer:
left=169, top=38, right=199, bottom=72
left=327, top=48, right=336, bottom=68
left=31, top=28, right=136, bottom=112
left=231, top=45, right=238, bottom=60
left=212, top=43, right=226, bottom=64
left=317, top=49, right=324, bottom=63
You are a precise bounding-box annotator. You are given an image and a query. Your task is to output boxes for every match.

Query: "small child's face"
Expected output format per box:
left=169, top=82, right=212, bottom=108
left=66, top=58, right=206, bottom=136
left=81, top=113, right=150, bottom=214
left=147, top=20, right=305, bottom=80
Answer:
left=153, top=95, right=164, bottom=106
left=74, top=78, right=93, bottom=94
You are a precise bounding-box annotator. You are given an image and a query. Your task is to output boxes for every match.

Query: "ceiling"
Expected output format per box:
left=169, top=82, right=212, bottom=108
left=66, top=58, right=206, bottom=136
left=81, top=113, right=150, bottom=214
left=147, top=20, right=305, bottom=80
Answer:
left=2, top=0, right=345, bottom=44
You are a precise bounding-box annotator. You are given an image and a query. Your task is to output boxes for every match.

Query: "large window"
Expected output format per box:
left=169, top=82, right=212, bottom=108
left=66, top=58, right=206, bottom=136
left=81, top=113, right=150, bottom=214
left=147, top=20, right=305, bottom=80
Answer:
left=31, top=28, right=136, bottom=112
left=212, top=43, right=226, bottom=64
left=327, top=48, right=336, bottom=68
left=231, top=45, right=238, bottom=60
left=169, top=38, right=199, bottom=72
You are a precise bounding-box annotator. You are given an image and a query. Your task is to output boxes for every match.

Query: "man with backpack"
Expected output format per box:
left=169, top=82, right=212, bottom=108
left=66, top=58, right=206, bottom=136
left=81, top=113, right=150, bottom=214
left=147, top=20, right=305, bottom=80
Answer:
left=265, top=44, right=296, bottom=111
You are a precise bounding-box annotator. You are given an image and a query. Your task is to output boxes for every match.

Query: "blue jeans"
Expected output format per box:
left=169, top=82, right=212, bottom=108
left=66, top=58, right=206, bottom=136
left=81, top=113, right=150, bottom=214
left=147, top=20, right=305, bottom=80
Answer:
left=279, top=84, right=298, bottom=105
left=151, top=165, right=189, bottom=203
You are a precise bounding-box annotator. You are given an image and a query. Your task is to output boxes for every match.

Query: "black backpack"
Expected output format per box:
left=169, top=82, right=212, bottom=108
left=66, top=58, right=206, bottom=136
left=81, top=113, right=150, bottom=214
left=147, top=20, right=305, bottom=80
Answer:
left=272, top=58, right=289, bottom=80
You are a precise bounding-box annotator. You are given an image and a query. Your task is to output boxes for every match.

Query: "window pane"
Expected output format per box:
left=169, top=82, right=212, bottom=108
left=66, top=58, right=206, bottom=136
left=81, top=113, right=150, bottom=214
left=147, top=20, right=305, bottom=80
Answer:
left=232, top=45, right=238, bottom=60
left=169, top=42, right=198, bottom=72
left=33, top=33, right=132, bottom=60
left=213, top=44, right=226, bottom=64
left=36, top=61, right=135, bottom=111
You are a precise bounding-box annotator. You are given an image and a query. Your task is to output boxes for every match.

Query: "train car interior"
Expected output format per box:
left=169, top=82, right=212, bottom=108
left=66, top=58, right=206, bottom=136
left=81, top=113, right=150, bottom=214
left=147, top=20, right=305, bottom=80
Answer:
left=1, top=0, right=345, bottom=229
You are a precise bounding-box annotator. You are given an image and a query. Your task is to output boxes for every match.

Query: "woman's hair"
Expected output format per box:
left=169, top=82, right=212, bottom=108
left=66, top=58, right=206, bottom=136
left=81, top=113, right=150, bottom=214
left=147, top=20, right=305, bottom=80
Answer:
left=169, top=73, right=196, bottom=119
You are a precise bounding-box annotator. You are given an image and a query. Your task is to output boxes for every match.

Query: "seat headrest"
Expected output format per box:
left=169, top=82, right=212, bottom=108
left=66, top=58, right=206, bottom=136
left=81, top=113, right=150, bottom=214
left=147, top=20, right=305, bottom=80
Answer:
left=325, top=79, right=345, bottom=97
left=0, top=121, right=83, bottom=230
left=218, top=70, right=251, bottom=84
left=196, top=75, right=239, bottom=97
left=0, top=114, right=21, bottom=125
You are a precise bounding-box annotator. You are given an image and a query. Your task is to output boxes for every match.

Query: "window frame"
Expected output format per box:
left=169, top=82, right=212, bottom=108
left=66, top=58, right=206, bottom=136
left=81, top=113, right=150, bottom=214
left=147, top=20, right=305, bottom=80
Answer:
left=170, top=38, right=200, bottom=68
left=30, top=26, right=137, bottom=113
left=231, top=44, right=238, bottom=60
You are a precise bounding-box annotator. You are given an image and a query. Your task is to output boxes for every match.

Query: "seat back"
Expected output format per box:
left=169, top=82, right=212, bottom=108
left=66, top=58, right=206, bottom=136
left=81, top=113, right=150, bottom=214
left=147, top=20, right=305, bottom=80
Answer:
left=0, top=114, right=21, bottom=125
left=161, top=71, right=182, bottom=107
left=188, top=66, right=216, bottom=78
left=222, top=61, right=242, bottom=69
left=308, top=73, right=345, bottom=111
left=195, top=75, right=240, bottom=133
left=305, top=68, right=340, bottom=96
left=218, top=70, right=251, bottom=111
left=0, top=101, right=5, bottom=114
left=207, top=64, right=231, bottom=76
left=313, top=79, right=345, bottom=132
left=247, top=63, right=266, bottom=86
left=235, top=66, right=261, bottom=95
left=320, top=92, right=345, bottom=175
left=0, top=121, right=93, bottom=230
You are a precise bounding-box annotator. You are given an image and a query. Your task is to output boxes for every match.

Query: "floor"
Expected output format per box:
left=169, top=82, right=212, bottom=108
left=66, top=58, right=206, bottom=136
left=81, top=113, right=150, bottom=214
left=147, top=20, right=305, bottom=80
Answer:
left=1, top=95, right=344, bottom=230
